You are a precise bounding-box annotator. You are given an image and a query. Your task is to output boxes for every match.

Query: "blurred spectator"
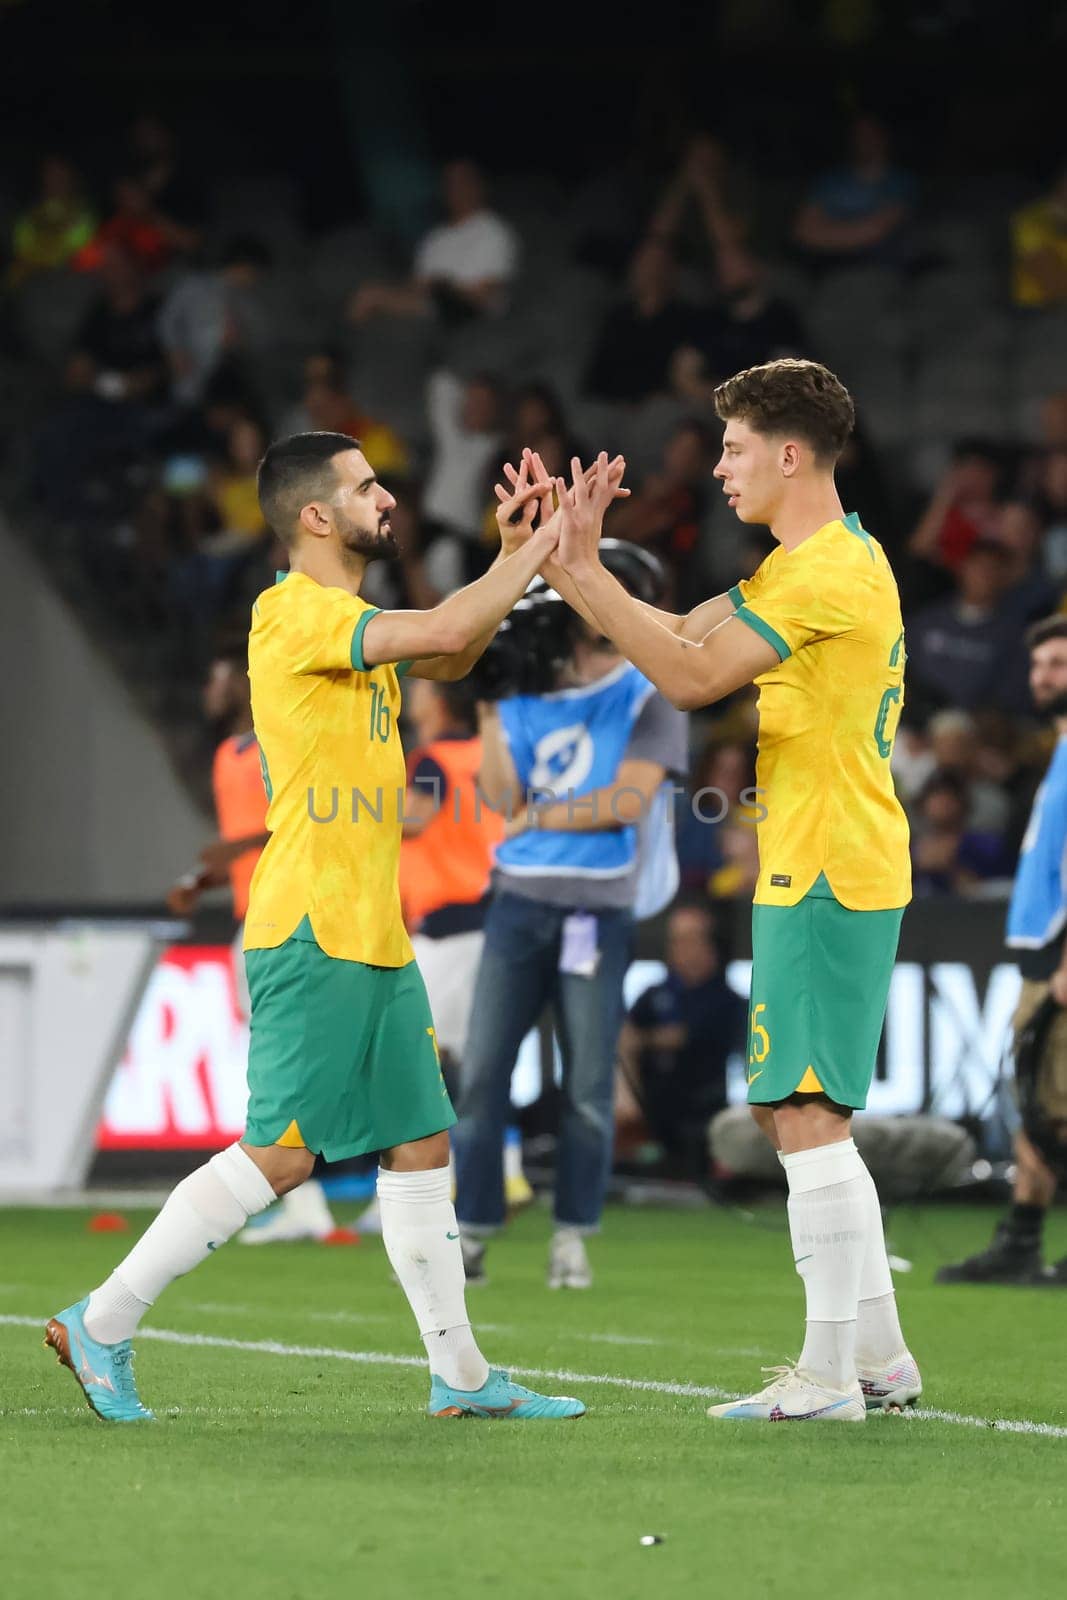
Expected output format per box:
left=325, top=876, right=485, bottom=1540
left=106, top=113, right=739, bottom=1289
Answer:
left=910, top=771, right=1013, bottom=896
left=1010, top=165, right=1067, bottom=309
left=907, top=440, right=1005, bottom=572
left=494, top=383, right=580, bottom=478
left=157, top=237, right=271, bottom=405
left=1034, top=448, right=1067, bottom=583
left=206, top=417, right=268, bottom=553
left=280, top=350, right=410, bottom=480
left=67, top=247, right=165, bottom=404
left=675, top=738, right=759, bottom=898
left=696, top=240, right=805, bottom=380
left=617, top=900, right=746, bottom=1174
left=350, top=159, right=518, bottom=325
left=890, top=714, right=937, bottom=806
left=421, top=370, right=503, bottom=593
left=73, top=176, right=182, bottom=276
left=480, top=385, right=582, bottom=544
left=169, top=417, right=270, bottom=630
left=126, top=114, right=204, bottom=245
left=671, top=241, right=805, bottom=402
left=1038, top=392, right=1067, bottom=452
left=991, top=499, right=1058, bottom=623
left=648, top=134, right=746, bottom=271
left=606, top=420, right=715, bottom=596
left=584, top=237, right=698, bottom=404
left=907, top=540, right=1030, bottom=716
left=7, top=156, right=96, bottom=288
left=793, top=115, right=916, bottom=268
left=33, top=246, right=165, bottom=515
left=926, top=709, right=1011, bottom=835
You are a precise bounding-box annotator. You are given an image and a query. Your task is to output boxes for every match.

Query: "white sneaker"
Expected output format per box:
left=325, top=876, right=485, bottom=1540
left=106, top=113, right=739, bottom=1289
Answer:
left=355, top=1196, right=382, bottom=1235
left=857, top=1350, right=923, bottom=1411
left=237, top=1180, right=335, bottom=1245
left=707, top=1364, right=866, bottom=1422
left=547, top=1229, right=592, bottom=1290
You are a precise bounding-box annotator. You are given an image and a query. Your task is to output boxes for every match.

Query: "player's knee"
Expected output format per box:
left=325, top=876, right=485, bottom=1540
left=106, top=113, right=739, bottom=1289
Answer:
left=381, top=1128, right=452, bottom=1172
left=242, top=1142, right=316, bottom=1195
left=749, top=1103, right=778, bottom=1145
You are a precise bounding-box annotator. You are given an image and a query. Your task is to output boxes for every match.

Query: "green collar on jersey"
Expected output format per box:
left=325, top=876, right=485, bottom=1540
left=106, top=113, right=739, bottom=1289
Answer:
left=842, top=510, right=874, bottom=560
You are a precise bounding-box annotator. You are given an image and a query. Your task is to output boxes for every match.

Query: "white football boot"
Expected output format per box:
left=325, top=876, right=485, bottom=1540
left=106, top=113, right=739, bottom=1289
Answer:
left=707, top=1363, right=866, bottom=1422
left=856, top=1350, right=923, bottom=1411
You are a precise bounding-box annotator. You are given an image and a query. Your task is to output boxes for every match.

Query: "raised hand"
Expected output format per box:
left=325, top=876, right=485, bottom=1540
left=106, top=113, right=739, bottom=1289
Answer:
left=493, top=455, right=547, bottom=555
left=557, top=451, right=623, bottom=574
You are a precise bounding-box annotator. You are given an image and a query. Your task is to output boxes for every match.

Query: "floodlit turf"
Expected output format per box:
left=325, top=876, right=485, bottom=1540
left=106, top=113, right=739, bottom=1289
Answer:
left=2, top=1200, right=1066, bottom=1600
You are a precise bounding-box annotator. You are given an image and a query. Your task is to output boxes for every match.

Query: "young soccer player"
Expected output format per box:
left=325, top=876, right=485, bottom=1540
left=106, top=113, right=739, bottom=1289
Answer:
left=45, top=431, right=586, bottom=1423
left=540, top=360, right=922, bottom=1422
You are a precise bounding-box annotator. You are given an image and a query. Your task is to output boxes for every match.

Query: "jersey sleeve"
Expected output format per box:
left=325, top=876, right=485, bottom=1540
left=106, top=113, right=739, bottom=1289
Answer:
left=286, top=587, right=381, bottom=676
left=731, top=555, right=861, bottom=662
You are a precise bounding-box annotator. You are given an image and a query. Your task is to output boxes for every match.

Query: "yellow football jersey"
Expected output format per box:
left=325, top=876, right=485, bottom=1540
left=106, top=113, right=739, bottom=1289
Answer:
left=243, top=571, right=414, bottom=967
left=729, top=513, right=911, bottom=912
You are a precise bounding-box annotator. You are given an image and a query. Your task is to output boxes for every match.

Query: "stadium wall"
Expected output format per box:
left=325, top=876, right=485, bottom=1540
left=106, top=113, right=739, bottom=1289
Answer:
left=0, top=516, right=206, bottom=906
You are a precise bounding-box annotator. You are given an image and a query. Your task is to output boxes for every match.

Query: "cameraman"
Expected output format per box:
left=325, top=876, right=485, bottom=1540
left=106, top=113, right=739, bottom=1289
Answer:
left=453, top=540, right=688, bottom=1289
left=938, top=615, right=1067, bottom=1287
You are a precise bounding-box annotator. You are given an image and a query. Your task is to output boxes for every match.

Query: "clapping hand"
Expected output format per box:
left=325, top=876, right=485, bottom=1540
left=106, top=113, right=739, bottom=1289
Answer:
left=556, top=451, right=628, bottom=576
left=493, top=454, right=555, bottom=556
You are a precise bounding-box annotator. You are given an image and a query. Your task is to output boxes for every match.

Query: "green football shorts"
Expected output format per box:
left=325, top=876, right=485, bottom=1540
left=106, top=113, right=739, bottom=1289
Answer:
left=243, top=932, right=456, bottom=1160
left=745, top=874, right=904, bottom=1110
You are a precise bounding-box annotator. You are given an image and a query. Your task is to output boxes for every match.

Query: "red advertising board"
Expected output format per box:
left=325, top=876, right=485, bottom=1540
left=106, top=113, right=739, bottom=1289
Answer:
left=97, top=944, right=249, bottom=1150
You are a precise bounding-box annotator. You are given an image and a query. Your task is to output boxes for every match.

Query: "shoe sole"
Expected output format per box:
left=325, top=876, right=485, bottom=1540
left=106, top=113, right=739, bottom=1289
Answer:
left=708, top=1408, right=866, bottom=1422
left=428, top=1406, right=584, bottom=1420
left=43, top=1317, right=105, bottom=1423
left=864, top=1389, right=922, bottom=1413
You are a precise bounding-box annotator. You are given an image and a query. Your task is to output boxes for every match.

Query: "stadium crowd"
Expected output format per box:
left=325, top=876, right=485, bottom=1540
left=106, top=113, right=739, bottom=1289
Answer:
left=4, top=113, right=1067, bottom=908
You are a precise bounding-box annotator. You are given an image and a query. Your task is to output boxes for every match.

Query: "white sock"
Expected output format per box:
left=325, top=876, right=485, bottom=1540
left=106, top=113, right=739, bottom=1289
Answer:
left=84, top=1144, right=276, bottom=1343
left=854, top=1159, right=907, bottom=1365
left=377, top=1165, right=490, bottom=1392
left=783, top=1139, right=867, bottom=1391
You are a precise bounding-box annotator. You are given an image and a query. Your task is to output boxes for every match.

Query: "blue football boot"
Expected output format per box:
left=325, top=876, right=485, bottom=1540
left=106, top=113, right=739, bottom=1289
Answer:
left=44, top=1297, right=155, bottom=1422
left=428, top=1366, right=585, bottom=1420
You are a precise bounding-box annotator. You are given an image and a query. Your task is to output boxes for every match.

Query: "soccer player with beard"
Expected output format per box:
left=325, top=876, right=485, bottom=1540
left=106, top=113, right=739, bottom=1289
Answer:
left=45, top=431, right=586, bottom=1423
left=542, top=361, right=922, bottom=1422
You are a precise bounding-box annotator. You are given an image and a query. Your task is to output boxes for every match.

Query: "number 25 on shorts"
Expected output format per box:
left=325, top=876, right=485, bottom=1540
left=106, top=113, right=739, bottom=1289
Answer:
left=748, top=1002, right=771, bottom=1079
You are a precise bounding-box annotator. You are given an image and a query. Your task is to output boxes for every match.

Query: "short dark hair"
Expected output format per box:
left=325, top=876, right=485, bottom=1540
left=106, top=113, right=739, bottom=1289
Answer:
left=1026, top=615, right=1067, bottom=652
left=713, top=358, right=855, bottom=467
left=257, top=431, right=360, bottom=544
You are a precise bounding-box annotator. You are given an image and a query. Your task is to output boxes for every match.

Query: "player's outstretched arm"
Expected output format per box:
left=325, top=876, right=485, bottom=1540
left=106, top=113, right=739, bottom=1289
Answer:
left=359, top=481, right=557, bottom=679
left=523, top=449, right=737, bottom=640
left=556, top=455, right=779, bottom=711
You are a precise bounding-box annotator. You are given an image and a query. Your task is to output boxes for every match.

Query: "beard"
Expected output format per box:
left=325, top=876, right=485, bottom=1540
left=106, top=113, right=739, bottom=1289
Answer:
left=1034, top=687, right=1067, bottom=719
left=336, top=510, right=398, bottom=564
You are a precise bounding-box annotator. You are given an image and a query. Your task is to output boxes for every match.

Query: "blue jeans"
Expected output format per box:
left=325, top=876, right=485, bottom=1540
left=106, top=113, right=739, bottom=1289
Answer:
left=452, top=890, right=633, bottom=1232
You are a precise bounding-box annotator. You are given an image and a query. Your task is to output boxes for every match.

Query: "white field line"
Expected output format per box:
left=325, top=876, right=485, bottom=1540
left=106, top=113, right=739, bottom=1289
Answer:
left=5, top=1313, right=1067, bottom=1438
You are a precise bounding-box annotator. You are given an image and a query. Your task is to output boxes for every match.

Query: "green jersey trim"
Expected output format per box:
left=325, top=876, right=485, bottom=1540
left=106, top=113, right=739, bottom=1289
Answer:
left=350, top=606, right=381, bottom=673
left=842, top=511, right=875, bottom=562
left=734, top=604, right=791, bottom=661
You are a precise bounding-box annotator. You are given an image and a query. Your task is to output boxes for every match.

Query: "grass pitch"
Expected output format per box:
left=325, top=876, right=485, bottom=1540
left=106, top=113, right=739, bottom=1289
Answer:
left=2, top=1199, right=1066, bottom=1600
